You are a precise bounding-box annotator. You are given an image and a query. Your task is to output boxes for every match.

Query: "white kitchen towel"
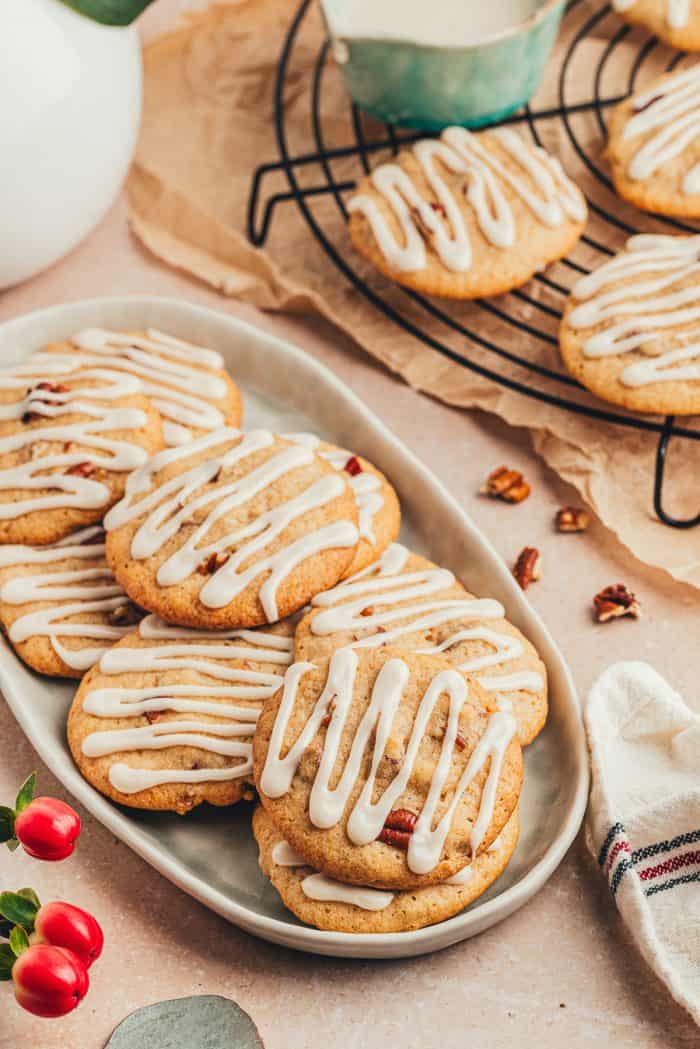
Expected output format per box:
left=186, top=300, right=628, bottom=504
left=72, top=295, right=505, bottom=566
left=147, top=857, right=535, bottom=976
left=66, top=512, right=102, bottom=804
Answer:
left=585, top=662, right=700, bottom=1026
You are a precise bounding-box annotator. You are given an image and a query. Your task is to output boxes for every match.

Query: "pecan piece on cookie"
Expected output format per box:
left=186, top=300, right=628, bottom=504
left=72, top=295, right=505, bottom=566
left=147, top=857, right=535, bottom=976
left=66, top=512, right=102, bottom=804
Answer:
left=593, top=584, right=640, bottom=623
left=378, top=809, right=418, bottom=850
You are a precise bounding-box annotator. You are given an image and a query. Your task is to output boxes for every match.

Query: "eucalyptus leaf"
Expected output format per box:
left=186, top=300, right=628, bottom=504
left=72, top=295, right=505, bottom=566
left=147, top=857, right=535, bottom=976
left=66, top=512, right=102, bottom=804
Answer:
left=0, top=943, right=15, bottom=980
left=0, top=891, right=39, bottom=930
left=105, top=996, right=265, bottom=1049
left=9, top=925, right=29, bottom=958
left=14, top=772, right=35, bottom=814
left=59, top=0, right=157, bottom=25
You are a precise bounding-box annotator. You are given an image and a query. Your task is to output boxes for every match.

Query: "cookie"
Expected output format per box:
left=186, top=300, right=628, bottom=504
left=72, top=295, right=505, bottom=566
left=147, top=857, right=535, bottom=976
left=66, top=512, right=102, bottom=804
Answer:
left=607, top=67, right=700, bottom=218
left=294, top=544, right=547, bottom=746
left=611, top=0, right=700, bottom=51
left=104, top=428, right=360, bottom=629
left=284, top=433, right=400, bottom=576
left=253, top=805, right=519, bottom=934
left=559, top=233, right=700, bottom=415
left=0, top=526, right=142, bottom=679
left=347, top=126, right=587, bottom=300
left=254, top=647, right=522, bottom=890
left=32, top=327, right=242, bottom=447
left=67, top=613, right=294, bottom=813
left=0, top=361, right=163, bottom=545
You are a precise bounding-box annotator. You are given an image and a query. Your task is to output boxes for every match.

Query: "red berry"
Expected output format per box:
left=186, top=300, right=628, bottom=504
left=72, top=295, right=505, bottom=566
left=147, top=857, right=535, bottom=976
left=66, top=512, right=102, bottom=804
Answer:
left=14, top=797, right=81, bottom=861
left=34, top=902, right=104, bottom=968
left=13, top=944, right=89, bottom=1018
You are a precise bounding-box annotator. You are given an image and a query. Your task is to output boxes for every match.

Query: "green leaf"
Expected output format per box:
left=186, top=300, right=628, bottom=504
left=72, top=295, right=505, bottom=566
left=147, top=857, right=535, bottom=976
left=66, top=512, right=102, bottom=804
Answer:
left=0, top=805, right=15, bottom=843
left=0, top=917, right=13, bottom=939
left=0, top=944, right=15, bottom=980
left=9, top=925, right=29, bottom=958
left=5, top=838, right=19, bottom=853
left=17, top=888, right=41, bottom=910
left=58, top=0, right=157, bottom=25
left=14, top=772, right=35, bottom=814
left=0, top=892, right=39, bottom=930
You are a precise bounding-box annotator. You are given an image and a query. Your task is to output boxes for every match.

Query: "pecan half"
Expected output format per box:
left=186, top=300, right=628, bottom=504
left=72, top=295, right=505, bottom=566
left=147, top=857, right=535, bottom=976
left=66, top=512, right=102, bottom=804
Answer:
left=378, top=808, right=417, bottom=850
left=197, top=551, right=230, bottom=575
left=344, top=455, right=362, bottom=477
left=513, top=547, right=541, bottom=590
left=65, top=461, right=96, bottom=478
left=481, top=466, right=530, bottom=504
left=556, top=506, right=590, bottom=533
left=593, top=584, right=641, bottom=623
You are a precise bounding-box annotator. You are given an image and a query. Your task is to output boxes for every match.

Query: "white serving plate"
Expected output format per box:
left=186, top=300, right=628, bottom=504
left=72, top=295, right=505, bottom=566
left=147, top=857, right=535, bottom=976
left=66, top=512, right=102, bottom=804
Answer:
left=0, top=297, right=588, bottom=959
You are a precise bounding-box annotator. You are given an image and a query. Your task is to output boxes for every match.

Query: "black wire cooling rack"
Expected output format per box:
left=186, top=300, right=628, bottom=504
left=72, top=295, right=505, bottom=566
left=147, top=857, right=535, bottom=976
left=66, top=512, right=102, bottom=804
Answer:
left=247, top=0, right=700, bottom=529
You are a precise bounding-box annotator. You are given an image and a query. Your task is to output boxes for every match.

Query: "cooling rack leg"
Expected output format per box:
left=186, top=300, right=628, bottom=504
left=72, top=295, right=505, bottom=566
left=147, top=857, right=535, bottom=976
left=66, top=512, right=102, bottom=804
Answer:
left=653, top=417, right=700, bottom=529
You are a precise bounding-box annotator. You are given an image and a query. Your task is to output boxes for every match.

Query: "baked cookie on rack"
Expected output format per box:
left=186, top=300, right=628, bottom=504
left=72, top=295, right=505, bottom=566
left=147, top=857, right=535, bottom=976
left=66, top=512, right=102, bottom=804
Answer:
left=284, top=433, right=400, bottom=576
left=254, top=647, right=522, bottom=890
left=67, top=613, right=294, bottom=813
left=611, top=0, right=700, bottom=51
left=32, top=328, right=242, bottom=447
left=294, top=544, right=547, bottom=746
left=0, top=526, right=142, bottom=679
left=253, top=805, right=519, bottom=934
left=104, top=428, right=360, bottom=629
left=0, top=361, right=163, bottom=545
left=607, top=66, right=700, bottom=218
left=559, top=233, right=700, bottom=414
left=346, top=126, right=587, bottom=299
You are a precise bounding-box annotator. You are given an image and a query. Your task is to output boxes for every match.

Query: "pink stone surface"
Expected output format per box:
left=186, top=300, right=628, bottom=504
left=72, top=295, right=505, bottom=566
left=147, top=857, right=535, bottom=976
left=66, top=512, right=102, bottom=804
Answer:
left=0, top=31, right=699, bottom=1048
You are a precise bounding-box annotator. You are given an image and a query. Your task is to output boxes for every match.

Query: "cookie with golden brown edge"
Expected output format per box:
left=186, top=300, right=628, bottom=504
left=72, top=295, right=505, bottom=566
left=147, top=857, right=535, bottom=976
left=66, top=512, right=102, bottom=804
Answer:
left=559, top=233, right=700, bottom=415
left=611, top=0, right=700, bottom=51
left=104, top=428, right=360, bottom=629
left=67, top=613, right=295, bottom=814
left=254, top=647, right=522, bottom=891
left=0, top=526, right=142, bottom=679
left=294, top=543, right=547, bottom=747
left=0, top=361, right=163, bottom=546
left=284, top=433, right=400, bottom=576
left=35, top=327, right=242, bottom=447
left=347, top=125, right=586, bottom=300
left=607, top=67, right=700, bottom=218
left=253, top=805, right=519, bottom=934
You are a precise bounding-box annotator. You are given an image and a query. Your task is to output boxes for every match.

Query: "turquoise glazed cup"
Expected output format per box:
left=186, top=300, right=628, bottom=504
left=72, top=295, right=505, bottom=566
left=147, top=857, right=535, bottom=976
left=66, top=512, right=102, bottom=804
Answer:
left=321, top=0, right=566, bottom=131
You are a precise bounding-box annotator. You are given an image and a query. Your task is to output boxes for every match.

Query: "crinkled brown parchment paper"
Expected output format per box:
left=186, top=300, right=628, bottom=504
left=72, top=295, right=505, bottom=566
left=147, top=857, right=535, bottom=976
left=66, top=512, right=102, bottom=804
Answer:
left=128, top=0, right=700, bottom=588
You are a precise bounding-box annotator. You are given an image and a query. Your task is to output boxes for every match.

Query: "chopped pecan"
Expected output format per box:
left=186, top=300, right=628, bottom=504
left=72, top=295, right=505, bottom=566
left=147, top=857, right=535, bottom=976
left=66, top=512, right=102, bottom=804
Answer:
left=455, top=732, right=467, bottom=751
left=197, top=551, right=230, bottom=575
left=144, top=711, right=160, bottom=724
left=65, top=461, right=96, bottom=478
left=378, top=808, right=417, bottom=850
left=430, top=201, right=446, bottom=217
left=34, top=381, right=69, bottom=395
left=344, top=455, right=362, bottom=476
left=593, top=584, right=641, bottom=623
left=108, top=603, right=142, bottom=627
left=360, top=606, right=374, bottom=617
left=556, top=506, right=590, bottom=533
left=481, top=466, right=530, bottom=504
left=513, top=547, right=541, bottom=590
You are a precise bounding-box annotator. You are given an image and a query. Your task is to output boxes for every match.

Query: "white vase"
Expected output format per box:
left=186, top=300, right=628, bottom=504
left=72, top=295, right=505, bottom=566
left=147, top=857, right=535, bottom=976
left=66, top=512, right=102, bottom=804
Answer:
left=0, top=0, right=142, bottom=289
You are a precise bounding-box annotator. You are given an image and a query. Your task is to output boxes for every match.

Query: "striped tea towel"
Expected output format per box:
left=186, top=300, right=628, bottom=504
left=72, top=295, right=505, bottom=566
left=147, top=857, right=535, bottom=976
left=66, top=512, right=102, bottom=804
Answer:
left=585, top=661, right=700, bottom=1026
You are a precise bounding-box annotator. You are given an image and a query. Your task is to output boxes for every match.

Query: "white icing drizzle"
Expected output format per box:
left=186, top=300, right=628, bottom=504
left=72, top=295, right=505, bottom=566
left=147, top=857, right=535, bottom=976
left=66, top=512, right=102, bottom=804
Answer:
left=621, top=66, right=700, bottom=194
left=569, top=234, right=700, bottom=387
left=260, top=648, right=517, bottom=875
left=0, top=526, right=134, bottom=670
left=299, top=873, right=395, bottom=911
left=0, top=365, right=150, bottom=518
left=347, top=126, right=584, bottom=273
left=284, top=432, right=384, bottom=545
left=103, top=428, right=360, bottom=622
left=271, top=840, right=305, bottom=867
left=80, top=614, right=293, bottom=794
left=613, top=0, right=689, bottom=30
left=310, top=544, right=544, bottom=701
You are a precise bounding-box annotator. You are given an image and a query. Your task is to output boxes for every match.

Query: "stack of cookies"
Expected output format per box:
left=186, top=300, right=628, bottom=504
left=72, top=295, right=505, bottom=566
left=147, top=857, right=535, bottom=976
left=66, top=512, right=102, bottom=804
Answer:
left=0, top=325, right=548, bottom=936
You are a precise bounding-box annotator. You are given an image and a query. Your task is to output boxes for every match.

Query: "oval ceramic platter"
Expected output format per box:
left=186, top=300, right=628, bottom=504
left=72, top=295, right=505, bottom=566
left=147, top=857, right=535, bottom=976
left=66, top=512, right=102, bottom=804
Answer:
left=0, top=297, right=588, bottom=959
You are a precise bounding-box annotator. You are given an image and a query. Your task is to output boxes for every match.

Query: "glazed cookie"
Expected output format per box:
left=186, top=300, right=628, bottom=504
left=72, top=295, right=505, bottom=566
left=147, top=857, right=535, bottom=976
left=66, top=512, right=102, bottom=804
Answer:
left=294, top=544, right=547, bottom=746
left=0, top=526, right=142, bottom=679
left=611, top=0, right=700, bottom=51
left=607, top=67, right=700, bottom=218
left=0, top=361, right=163, bottom=545
left=67, top=613, right=294, bottom=813
left=559, top=233, right=700, bottom=414
left=253, top=805, right=519, bottom=934
left=254, top=647, right=522, bottom=890
left=284, top=433, right=400, bottom=576
left=32, top=328, right=242, bottom=447
left=104, top=428, right=360, bottom=629
left=347, top=125, right=587, bottom=299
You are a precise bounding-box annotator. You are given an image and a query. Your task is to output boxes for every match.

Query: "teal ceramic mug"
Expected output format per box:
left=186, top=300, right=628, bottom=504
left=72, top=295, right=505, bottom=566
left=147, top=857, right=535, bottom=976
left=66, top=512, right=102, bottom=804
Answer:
left=321, top=0, right=566, bottom=131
